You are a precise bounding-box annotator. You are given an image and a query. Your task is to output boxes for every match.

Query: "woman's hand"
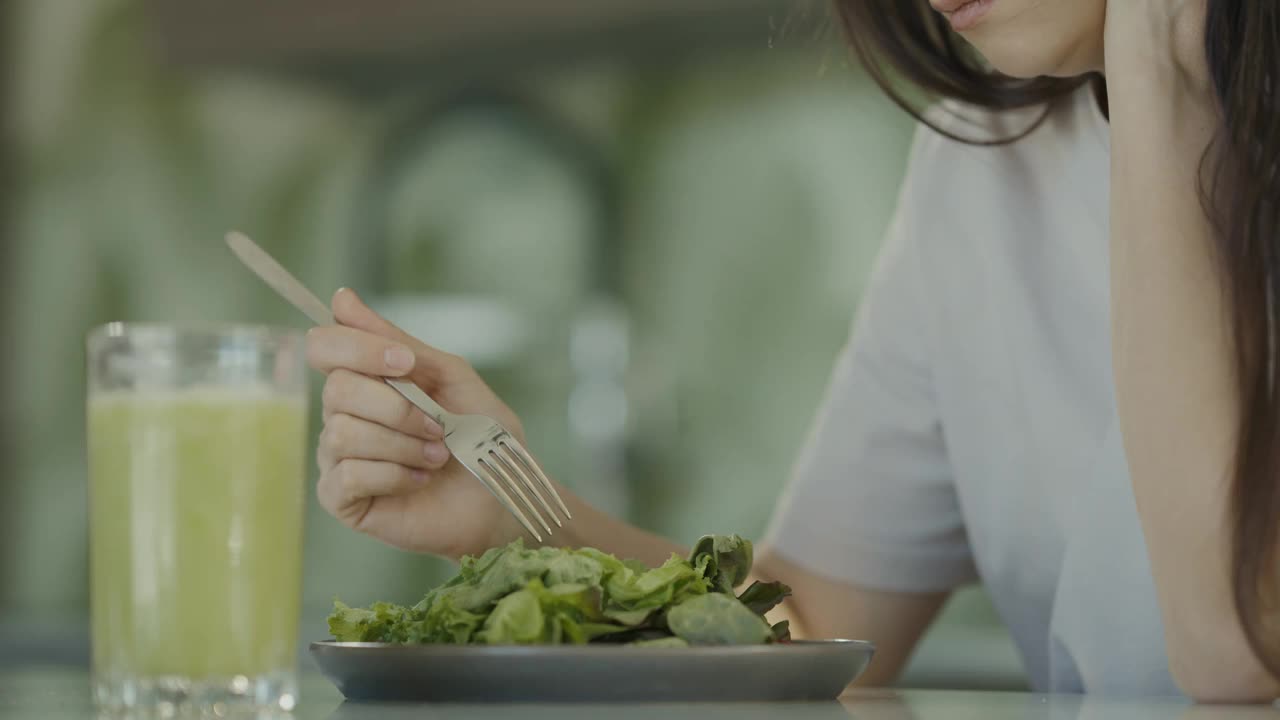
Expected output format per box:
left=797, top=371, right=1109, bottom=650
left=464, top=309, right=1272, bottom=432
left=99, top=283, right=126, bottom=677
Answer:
left=306, top=288, right=524, bottom=560
left=1104, top=0, right=1210, bottom=99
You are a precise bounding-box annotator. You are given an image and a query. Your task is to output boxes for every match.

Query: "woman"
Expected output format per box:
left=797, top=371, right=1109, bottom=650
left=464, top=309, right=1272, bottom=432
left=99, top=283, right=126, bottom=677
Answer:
left=305, top=0, right=1280, bottom=701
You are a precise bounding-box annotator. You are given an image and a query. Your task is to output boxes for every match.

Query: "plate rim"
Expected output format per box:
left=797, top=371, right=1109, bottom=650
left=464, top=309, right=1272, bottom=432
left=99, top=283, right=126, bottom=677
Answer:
left=310, top=638, right=875, bottom=657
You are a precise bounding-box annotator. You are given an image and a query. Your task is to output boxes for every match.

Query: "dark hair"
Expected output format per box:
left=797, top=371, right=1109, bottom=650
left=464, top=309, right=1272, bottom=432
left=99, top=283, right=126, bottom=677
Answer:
left=836, top=0, right=1280, bottom=681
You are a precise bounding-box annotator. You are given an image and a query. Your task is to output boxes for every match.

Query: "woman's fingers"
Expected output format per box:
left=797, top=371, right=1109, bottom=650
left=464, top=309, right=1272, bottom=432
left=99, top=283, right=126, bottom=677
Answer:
left=321, top=369, right=443, bottom=440
left=317, top=458, right=429, bottom=519
left=318, top=412, right=451, bottom=472
left=332, top=287, right=416, bottom=346
left=306, top=324, right=417, bottom=378
left=331, top=288, right=467, bottom=387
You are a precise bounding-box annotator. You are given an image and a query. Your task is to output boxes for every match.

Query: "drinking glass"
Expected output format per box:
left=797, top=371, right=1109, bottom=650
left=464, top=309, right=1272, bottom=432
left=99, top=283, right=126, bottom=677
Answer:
left=87, top=323, right=308, bottom=714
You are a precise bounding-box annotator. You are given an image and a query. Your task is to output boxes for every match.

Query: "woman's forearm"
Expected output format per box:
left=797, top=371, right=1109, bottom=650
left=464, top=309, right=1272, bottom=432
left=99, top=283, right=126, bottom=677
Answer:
left=547, top=490, right=688, bottom=567
left=1107, top=15, right=1277, bottom=700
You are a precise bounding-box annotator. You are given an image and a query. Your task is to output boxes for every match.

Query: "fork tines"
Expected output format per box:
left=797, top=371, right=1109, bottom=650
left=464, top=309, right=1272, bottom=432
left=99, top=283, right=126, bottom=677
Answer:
left=475, top=440, right=571, bottom=543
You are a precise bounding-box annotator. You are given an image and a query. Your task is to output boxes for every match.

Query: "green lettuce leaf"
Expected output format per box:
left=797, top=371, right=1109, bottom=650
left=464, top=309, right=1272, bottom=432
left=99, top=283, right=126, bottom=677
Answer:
left=690, top=535, right=753, bottom=593
left=478, top=587, right=545, bottom=644
left=327, top=600, right=418, bottom=643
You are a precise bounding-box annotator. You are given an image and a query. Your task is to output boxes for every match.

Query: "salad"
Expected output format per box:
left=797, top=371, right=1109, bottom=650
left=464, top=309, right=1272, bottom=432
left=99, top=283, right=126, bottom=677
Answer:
left=327, top=534, right=792, bottom=647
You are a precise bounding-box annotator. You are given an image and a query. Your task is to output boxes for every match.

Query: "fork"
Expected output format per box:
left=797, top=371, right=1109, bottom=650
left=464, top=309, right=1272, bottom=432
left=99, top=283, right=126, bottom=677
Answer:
left=225, top=231, right=571, bottom=542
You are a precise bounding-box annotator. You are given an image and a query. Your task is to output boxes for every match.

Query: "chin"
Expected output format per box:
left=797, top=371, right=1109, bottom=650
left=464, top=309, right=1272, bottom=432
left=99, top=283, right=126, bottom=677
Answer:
left=967, top=33, right=1099, bottom=78
left=956, top=0, right=1106, bottom=79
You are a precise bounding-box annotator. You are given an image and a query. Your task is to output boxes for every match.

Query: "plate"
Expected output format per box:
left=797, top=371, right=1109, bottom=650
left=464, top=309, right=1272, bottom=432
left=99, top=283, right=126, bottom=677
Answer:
left=310, top=640, right=875, bottom=703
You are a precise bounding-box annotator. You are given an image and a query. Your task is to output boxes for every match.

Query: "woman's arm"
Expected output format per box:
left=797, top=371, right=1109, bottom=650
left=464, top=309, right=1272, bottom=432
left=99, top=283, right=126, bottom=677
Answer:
left=755, top=548, right=949, bottom=686
left=1105, top=2, right=1278, bottom=702
left=309, top=289, right=945, bottom=686
left=550, top=499, right=947, bottom=685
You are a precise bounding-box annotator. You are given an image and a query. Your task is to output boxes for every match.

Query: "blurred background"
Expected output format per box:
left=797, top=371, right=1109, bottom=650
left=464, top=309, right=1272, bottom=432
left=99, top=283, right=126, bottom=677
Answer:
left=0, top=0, right=1024, bottom=689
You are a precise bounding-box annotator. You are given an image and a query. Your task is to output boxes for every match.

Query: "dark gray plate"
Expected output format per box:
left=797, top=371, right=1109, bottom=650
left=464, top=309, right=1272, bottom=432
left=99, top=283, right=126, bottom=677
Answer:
left=310, top=640, right=875, bottom=703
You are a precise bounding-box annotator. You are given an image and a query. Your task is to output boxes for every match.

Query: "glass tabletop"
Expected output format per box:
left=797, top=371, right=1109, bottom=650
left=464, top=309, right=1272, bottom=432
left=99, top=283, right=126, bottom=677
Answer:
left=3, top=666, right=1278, bottom=720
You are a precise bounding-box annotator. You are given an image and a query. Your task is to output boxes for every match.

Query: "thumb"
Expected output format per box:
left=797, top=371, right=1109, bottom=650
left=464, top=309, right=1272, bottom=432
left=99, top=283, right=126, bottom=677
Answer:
left=331, top=288, right=460, bottom=385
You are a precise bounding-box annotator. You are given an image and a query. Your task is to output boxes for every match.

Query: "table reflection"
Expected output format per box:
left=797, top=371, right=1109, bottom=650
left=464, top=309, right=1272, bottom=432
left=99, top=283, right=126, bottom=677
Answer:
left=326, top=701, right=858, bottom=720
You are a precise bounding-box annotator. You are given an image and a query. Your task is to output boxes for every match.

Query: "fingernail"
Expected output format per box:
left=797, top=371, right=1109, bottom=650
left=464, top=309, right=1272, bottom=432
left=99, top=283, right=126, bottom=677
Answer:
left=385, top=346, right=415, bottom=371
left=410, top=470, right=429, bottom=484
left=423, top=442, right=450, bottom=465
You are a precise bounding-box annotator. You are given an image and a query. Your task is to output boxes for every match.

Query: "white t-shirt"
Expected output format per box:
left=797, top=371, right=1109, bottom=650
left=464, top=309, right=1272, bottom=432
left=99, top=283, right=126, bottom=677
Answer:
left=765, top=85, right=1179, bottom=696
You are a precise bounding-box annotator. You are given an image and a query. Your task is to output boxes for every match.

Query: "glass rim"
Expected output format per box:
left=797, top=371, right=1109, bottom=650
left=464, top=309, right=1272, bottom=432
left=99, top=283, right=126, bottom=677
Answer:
left=86, top=321, right=305, bottom=350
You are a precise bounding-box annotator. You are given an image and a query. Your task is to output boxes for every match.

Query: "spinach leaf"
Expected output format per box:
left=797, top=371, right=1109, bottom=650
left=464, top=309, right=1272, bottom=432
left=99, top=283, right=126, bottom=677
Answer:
left=736, top=580, right=792, bottom=616
left=771, top=620, right=792, bottom=643
left=666, top=593, right=773, bottom=646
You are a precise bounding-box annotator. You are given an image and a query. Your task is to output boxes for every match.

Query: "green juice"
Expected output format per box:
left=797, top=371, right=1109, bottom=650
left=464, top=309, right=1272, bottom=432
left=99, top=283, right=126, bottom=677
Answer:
left=88, top=389, right=307, bottom=680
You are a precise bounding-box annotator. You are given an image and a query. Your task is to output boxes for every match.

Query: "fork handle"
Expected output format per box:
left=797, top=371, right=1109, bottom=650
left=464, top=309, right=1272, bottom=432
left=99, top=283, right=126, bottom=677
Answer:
left=225, top=231, right=453, bottom=431
left=387, top=378, right=451, bottom=429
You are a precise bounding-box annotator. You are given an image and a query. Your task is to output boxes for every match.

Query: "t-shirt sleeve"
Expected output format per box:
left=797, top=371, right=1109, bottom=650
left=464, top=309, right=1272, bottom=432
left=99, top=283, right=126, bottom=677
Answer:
left=764, top=132, right=978, bottom=593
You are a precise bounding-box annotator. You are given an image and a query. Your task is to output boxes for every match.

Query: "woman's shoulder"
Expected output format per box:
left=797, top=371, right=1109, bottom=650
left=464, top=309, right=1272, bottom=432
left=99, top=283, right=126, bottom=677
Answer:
left=901, top=86, right=1104, bottom=207
left=923, top=97, right=1050, bottom=146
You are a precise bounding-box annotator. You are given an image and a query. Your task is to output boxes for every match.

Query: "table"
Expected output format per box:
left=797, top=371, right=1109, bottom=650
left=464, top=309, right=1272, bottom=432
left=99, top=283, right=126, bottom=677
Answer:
left=2, top=667, right=1278, bottom=720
